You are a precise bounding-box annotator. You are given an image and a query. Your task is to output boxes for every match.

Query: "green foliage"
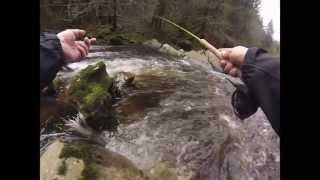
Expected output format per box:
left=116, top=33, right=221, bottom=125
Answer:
left=41, top=0, right=279, bottom=51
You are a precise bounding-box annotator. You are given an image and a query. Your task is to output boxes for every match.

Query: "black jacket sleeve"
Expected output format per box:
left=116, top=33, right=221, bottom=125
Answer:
left=232, top=48, right=280, bottom=136
left=40, top=33, right=65, bottom=90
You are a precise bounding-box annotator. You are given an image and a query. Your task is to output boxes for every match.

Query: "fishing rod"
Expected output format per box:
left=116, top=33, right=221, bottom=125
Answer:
left=156, top=16, right=247, bottom=89
left=156, top=16, right=223, bottom=60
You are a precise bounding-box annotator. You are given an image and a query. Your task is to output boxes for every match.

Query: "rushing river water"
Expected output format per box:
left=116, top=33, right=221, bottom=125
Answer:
left=40, top=45, right=279, bottom=180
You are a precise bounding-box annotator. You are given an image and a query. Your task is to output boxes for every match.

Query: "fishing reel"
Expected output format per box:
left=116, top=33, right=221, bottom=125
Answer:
left=225, top=78, right=258, bottom=120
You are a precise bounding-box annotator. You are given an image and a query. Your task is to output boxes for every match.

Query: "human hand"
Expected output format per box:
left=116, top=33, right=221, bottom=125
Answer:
left=218, top=46, right=248, bottom=77
left=57, top=29, right=96, bottom=63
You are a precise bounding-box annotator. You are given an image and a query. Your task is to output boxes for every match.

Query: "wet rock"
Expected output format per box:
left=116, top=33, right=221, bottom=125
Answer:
left=40, top=140, right=147, bottom=180
left=49, top=45, right=279, bottom=180
left=67, top=61, right=117, bottom=132
left=148, top=162, right=177, bottom=180
left=111, top=72, right=135, bottom=97
left=143, top=39, right=184, bottom=57
left=159, top=44, right=185, bottom=57
left=104, top=65, right=279, bottom=180
left=143, top=39, right=162, bottom=49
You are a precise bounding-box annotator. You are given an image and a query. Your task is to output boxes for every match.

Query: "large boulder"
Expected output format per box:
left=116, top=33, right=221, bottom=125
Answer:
left=40, top=140, right=147, bottom=180
left=67, top=61, right=117, bottom=132
left=143, top=39, right=162, bottom=49
left=158, top=44, right=185, bottom=57
left=143, top=39, right=185, bottom=57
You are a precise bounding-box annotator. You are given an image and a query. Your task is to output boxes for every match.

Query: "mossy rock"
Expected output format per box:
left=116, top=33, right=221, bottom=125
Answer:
left=67, top=61, right=117, bottom=132
left=68, top=61, right=112, bottom=112
left=126, top=33, right=148, bottom=44
left=148, top=162, right=177, bottom=180
left=109, top=36, right=125, bottom=45
left=53, top=78, right=66, bottom=90
left=41, top=140, right=147, bottom=180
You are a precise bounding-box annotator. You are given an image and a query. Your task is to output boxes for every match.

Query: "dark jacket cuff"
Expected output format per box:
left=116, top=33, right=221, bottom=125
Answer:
left=40, top=33, right=65, bottom=90
left=40, top=33, right=65, bottom=65
left=243, top=47, right=267, bottom=65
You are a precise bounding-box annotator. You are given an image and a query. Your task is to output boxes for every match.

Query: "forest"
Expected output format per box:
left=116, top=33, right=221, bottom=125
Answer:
left=40, top=0, right=279, bottom=54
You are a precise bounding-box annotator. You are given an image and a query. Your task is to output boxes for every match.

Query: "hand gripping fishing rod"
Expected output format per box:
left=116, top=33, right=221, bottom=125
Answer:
left=156, top=16, right=223, bottom=60
left=156, top=16, right=249, bottom=99
left=156, top=17, right=256, bottom=120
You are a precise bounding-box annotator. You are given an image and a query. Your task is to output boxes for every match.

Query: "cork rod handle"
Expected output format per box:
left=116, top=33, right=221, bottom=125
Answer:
left=199, top=39, right=222, bottom=60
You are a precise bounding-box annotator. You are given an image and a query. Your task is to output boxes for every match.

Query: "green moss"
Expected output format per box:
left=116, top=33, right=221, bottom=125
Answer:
left=82, top=164, right=99, bottom=180
left=149, top=163, right=177, bottom=180
left=59, top=142, right=87, bottom=160
left=127, top=33, right=148, bottom=44
left=77, top=176, right=85, bottom=180
left=53, top=78, right=65, bottom=90
left=57, top=159, right=67, bottom=175
left=68, top=61, right=112, bottom=112
left=59, top=141, right=148, bottom=180
left=59, top=142, right=100, bottom=180
left=67, top=61, right=119, bottom=132
left=83, top=83, right=109, bottom=109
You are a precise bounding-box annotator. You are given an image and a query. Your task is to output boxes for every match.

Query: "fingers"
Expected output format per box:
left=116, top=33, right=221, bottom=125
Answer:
left=75, top=37, right=95, bottom=60
left=220, top=60, right=227, bottom=69
left=76, top=43, right=87, bottom=59
left=84, top=37, right=90, bottom=47
left=84, top=37, right=96, bottom=48
left=224, top=62, right=233, bottom=74
left=219, top=48, right=232, bottom=60
left=229, top=68, right=240, bottom=77
left=69, top=29, right=86, bottom=40
left=90, top=38, right=96, bottom=44
left=77, top=41, right=89, bottom=54
left=220, top=59, right=240, bottom=77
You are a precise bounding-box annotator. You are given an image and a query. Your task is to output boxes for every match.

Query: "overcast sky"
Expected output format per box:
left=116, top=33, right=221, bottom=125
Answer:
left=259, top=0, right=280, bottom=41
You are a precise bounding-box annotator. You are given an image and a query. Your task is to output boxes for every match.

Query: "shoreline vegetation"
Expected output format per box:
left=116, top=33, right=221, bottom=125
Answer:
left=41, top=0, right=280, bottom=55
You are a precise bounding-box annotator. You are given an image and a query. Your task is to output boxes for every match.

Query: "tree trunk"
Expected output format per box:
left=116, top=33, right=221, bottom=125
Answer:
left=111, top=0, right=117, bottom=31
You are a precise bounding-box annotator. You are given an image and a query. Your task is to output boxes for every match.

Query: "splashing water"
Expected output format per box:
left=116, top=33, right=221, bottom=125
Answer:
left=40, top=45, right=279, bottom=180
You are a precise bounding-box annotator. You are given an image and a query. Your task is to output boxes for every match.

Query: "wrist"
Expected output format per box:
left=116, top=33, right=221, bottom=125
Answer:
left=57, top=37, right=69, bottom=64
left=239, top=47, right=248, bottom=65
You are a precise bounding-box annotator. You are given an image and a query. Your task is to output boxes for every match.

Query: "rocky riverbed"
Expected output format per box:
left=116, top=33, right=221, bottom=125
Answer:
left=40, top=42, right=279, bottom=180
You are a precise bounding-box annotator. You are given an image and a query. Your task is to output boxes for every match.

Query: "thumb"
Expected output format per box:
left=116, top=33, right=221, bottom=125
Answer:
left=70, top=29, right=86, bottom=40
left=219, top=48, right=232, bottom=60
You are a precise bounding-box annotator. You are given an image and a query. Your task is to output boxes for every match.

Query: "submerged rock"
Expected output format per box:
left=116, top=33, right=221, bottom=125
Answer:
left=40, top=140, right=147, bottom=180
left=111, top=71, right=135, bottom=97
left=67, top=61, right=117, bottom=132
